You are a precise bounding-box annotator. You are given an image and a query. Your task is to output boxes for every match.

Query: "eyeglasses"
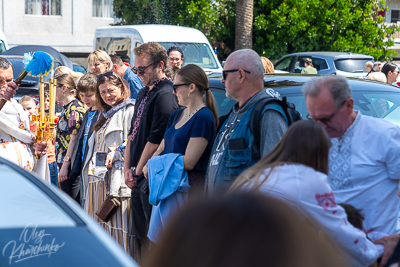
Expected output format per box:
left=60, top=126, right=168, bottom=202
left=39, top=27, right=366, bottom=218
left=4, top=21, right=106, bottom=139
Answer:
left=97, top=71, right=120, bottom=81
left=168, top=57, right=182, bottom=62
left=306, top=99, right=347, bottom=124
left=132, top=63, right=153, bottom=75
left=222, top=69, right=251, bottom=80
left=172, top=83, right=191, bottom=92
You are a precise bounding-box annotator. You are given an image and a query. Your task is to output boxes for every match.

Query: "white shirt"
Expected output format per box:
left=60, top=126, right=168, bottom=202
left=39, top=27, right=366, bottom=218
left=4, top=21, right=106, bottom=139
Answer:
left=329, top=111, right=400, bottom=234
left=245, top=164, right=380, bottom=267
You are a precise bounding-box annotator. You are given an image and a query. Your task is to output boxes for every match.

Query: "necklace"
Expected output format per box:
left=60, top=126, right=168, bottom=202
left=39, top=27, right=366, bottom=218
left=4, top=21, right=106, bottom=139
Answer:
left=184, top=103, right=205, bottom=118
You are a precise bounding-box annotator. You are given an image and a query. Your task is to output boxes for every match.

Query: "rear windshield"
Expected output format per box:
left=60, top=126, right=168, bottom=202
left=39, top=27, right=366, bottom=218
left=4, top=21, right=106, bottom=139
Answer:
left=334, top=59, right=373, bottom=73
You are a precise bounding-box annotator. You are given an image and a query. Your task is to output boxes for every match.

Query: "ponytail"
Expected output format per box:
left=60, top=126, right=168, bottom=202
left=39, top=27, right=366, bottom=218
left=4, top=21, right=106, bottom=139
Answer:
left=205, top=90, right=219, bottom=128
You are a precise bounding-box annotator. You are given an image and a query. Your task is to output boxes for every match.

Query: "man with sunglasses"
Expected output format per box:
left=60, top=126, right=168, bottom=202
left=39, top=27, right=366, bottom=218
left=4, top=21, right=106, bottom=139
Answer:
left=123, top=42, right=178, bottom=256
left=303, top=76, right=400, bottom=266
left=205, top=49, right=288, bottom=196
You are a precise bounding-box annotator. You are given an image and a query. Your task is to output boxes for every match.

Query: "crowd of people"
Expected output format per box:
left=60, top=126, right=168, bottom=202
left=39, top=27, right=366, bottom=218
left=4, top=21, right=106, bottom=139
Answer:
left=2, top=44, right=400, bottom=266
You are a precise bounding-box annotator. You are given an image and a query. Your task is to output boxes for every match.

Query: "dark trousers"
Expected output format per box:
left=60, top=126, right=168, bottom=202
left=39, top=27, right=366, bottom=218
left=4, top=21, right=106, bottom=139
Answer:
left=58, top=163, right=81, bottom=204
left=131, top=188, right=152, bottom=247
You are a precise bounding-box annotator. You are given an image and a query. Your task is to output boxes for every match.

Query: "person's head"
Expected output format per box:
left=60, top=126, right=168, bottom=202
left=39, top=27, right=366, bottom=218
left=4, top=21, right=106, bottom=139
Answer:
left=366, top=71, right=387, bottom=83
left=222, top=49, right=264, bottom=106
left=174, top=64, right=219, bottom=126
left=54, top=66, right=83, bottom=84
left=364, top=61, right=374, bottom=73
left=373, top=61, right=382, bottom=72
left=55, top=73, right=77, bottom=102
left=96, top=71, right=129, bottom=109
left=133, top=42, right=168, bottom=87
left=144, top=193, right=345, bottom=267
left=110, top=55, right=128, bottom=77
left=87, top=49, right=113, bottom=76
left=167, top=46, right=184, bottom=68
left=77, top=73, right=98, bottom=109
left=0, top=57, right=13, bottom=95
left=260, top=56, right=275, bottom=74
left=304, top=58, right=313, bottom=68
left=19, top=95, right=37, bottom=115
left=230, top=120, right=331, bottom=192
left=338, top=203, right=364, bottom=230
left=303, top=76, right=354, bottom=138
left=381, top=62, right=399, bottom=84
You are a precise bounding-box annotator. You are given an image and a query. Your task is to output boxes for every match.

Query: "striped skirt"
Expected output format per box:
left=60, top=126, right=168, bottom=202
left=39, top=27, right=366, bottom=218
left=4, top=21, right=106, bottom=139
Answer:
left=84, top=175, right=136, bottom=257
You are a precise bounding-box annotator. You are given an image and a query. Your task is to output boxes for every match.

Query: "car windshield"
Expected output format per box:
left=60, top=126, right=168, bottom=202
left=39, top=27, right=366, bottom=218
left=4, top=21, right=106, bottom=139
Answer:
left=159, top=42, right=219, bottom=70
left=96, top=37, right=131, bottom=63
left=334, top=59, right=372, bottom=73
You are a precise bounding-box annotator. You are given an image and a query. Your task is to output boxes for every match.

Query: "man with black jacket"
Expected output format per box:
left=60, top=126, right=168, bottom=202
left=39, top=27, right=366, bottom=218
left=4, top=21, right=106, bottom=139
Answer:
left=124, top=42, right=178, bottom=255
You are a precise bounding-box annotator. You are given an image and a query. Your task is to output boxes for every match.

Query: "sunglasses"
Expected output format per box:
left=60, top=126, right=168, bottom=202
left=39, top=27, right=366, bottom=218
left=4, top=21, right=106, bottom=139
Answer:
left=222, top=69, right=251, bottom=80
left=172, top=83, right=191, bottom=92
left=132, top=62, right=153, bottom=75
left=306, top=99, right=347, bottom=124
left=168, top=57, right=182, bottom=62
left=97, top=71, right=120, bottom=81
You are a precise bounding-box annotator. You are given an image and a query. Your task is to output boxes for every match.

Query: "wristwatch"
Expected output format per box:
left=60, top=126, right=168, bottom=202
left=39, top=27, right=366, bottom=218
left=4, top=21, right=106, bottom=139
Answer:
left=63, top=155, right=71, bottom=163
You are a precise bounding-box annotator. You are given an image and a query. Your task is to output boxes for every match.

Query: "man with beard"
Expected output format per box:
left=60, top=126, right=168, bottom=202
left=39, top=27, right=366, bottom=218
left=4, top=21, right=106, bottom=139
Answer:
left=124, top=42, right=178, bottom=256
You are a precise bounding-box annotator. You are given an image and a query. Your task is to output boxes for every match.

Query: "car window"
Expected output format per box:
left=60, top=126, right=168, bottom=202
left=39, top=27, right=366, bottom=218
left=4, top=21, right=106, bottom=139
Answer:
left=0, top=163, right=76, bottom=229
left=0, top=40, right=6, bottom=54
left=96, top=37, right=132, bottom=63
left=334, top=59, right=372, bottom=73
left=312, top=57, right=328, bottom=70
left=275, top=57, right=293, bottom=72
left=293, top=56, right=328, bottom=73
left=210, top=88, right=236, bottom=116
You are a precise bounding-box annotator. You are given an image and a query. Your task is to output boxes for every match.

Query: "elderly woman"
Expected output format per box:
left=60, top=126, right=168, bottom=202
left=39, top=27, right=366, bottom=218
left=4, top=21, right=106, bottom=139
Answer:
left=88, top=49, right=113, bottom=76
left=82, top=71, right=135, bottom=256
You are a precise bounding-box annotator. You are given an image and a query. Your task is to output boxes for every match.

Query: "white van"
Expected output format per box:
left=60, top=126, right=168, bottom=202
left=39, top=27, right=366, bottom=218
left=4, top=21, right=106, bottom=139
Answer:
left=0, top=30, right=9, bottom=53
left=94, top=25, right=223, bottom=74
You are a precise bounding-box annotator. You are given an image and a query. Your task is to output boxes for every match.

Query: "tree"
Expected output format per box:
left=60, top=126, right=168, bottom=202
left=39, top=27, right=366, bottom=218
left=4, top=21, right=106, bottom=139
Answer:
left=253, top=0, right=399, bottom=61
left=235, top=0, right=254, bottom=50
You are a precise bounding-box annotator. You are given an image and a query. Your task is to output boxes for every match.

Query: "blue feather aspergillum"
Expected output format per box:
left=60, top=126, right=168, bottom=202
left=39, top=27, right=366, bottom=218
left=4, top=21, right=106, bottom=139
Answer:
left=24, top=51, right=54, bottom=77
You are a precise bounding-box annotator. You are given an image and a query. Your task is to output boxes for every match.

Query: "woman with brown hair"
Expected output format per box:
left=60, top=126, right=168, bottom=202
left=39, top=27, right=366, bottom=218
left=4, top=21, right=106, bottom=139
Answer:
left=55, top=73, right=86, bottom=202
left=301, top=58, right=317, bottom=74
left=229, top=120, right=381, bottom=267
left=81, top=71, right=135, bottom=256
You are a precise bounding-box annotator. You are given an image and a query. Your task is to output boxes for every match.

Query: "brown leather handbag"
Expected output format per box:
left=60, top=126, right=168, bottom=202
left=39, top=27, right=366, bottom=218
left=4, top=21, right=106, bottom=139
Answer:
left=95, top=196, right=120, bottom=222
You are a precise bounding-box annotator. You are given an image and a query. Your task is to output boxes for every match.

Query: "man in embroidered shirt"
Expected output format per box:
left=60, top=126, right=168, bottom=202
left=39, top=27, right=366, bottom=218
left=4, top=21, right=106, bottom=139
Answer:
left=124, top=42, right=178, bottom=255
left=110, top=55, right=143, bottom=100
left=303, top=76, right=400, bottom=266
left=0, top=57, right=49, bottom=180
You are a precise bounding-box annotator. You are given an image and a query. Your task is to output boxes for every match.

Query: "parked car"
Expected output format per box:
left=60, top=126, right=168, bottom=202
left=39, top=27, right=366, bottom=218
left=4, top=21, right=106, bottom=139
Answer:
left=209, top=73, right=400, bottom=128
left=273, top=52, right=374, bottom=78
left=0, top=157, right=138, bottom=266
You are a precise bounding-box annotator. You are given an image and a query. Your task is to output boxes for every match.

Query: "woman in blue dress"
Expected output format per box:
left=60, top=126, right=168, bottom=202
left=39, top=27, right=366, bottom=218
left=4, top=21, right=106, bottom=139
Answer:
left=144, top=64, right=218, bottom=197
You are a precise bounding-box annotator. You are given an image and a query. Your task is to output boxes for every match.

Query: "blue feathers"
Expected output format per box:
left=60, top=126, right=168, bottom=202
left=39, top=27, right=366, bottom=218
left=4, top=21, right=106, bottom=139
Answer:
left=23, top=51, right=54, bottom=77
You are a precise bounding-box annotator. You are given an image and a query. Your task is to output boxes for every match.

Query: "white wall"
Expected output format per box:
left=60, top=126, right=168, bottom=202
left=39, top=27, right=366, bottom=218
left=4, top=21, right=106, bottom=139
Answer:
left=0, top=0, right=114, bottom=53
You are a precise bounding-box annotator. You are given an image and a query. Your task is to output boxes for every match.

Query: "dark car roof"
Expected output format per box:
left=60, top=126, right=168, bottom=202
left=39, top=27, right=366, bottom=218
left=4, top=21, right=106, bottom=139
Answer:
left=209, top=73, right=399, bottom=93
left=280, top=51, right=373, bottom=59
left=1, top=45, right=73, bottom=69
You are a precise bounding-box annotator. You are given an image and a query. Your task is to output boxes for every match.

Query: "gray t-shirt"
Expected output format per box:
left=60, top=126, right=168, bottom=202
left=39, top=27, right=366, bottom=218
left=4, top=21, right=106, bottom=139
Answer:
left=206, top=89, right=287, bottom=195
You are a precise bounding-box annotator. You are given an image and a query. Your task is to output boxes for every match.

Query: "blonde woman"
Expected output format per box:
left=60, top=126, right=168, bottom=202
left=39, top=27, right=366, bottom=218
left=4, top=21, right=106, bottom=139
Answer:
left=88, top=49, right=113, bottom=76
left=260, top=56, right=275, bottom=74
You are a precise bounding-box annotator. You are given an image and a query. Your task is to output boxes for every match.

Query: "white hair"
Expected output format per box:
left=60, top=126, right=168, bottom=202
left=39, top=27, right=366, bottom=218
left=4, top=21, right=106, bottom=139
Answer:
left=227, top=49, right=264, bottom=80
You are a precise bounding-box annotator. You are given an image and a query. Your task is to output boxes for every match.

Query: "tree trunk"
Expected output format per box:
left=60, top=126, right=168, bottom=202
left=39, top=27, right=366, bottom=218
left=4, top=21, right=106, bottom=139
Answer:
left=235, top=0, right=254, bottom=50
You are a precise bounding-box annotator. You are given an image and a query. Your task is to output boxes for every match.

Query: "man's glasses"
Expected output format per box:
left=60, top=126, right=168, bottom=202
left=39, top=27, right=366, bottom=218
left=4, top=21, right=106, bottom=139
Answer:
left=132, top=63, right=153, bottom=75
left=306, top=99, right=348, bottom=124
left=97, top=71, right=119, bottom=81
left=168, top=57, right=182, bottom=62
left=222, top=69, right=251, bottom=80
left=172, top=83, right=191, bottom=92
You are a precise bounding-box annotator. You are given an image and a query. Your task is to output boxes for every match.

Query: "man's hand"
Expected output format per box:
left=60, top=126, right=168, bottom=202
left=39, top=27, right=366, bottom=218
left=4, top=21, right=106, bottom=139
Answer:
left=0, top=81, right=18, bottom=101
left=33, top=141, right=47, bottom=155
left=374, top=233, right=400, bottom=267
left=124, top=168, right=136, bottom=189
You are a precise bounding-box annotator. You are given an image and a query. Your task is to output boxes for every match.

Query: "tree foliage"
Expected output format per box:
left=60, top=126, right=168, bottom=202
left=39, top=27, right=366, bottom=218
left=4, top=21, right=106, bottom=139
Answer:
left=113, top=0, right=399, bottom=62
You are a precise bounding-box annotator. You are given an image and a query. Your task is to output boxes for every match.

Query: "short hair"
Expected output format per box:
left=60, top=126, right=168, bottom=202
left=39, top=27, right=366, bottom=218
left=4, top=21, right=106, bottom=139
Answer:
left=134, top=42, right=168, bottom=73
left=365, top=61, right=374, bottom=68
left=77, top=73, right=97, bottom=94
left=0, top=57, right=12, bottom=71
left=110, top=55, right=124, bottom=67
left=260, top=56, right=275, bottom=74
left=19, top=95, right=35, bottom=104
left=338, top=203, right=364, bottom=230
left=87, top=49, right=113, bottom=71
left=302, top=76, right=352, bottom=107
left=366, top=72, right=387, bottom=83
left=381, top=62, right=398, bottom=77
left=227, top=49, right=264, bottom=80
left=167, top=46, right=184, bottom=59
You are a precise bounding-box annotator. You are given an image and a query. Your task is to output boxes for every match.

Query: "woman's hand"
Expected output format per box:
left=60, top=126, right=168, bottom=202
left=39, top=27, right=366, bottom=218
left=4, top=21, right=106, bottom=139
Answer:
left=143, top=165, right=149, bottom=179
left=58, top=162, right=69, bottom=182
left=105, top=154, right=113, bottom=168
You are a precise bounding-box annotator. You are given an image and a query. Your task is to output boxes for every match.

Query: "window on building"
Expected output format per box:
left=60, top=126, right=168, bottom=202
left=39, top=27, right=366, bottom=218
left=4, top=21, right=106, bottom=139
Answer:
left=391, top=10, right=400, bottom=23
left=25, top=0, right=61, bottom=15
left=93, top=0, right=114, bottom=18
